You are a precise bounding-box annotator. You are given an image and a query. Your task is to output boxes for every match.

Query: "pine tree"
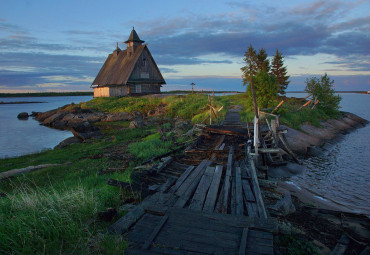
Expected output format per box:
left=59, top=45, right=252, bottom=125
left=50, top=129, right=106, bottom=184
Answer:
left=241, top=44, right=259, bottom=117
left=270, top=49, right=290, bottom=95
left=256, top=48, right=270, bottom=72
left=241, top=45, right=257, bottom=86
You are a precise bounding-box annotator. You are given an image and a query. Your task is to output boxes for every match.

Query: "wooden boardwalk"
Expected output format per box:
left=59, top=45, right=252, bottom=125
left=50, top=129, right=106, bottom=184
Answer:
left=110, top=109, right=277, bottom=254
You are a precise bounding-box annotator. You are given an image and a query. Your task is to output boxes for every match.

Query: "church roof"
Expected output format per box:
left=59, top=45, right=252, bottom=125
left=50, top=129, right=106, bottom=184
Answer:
left=124, top=28, right=145, bottom=43
left=91, top=45, right=165, bottom=86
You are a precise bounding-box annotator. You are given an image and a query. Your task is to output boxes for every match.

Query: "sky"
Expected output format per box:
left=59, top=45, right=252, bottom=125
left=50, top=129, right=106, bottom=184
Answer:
left=0, top=0, right=369, bottom=92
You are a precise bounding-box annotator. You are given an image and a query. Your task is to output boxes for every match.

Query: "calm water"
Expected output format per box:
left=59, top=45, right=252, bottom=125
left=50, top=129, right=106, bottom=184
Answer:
left=286, top=93, right=370, bottom=215
left=0, top=96, right=92, bottom=158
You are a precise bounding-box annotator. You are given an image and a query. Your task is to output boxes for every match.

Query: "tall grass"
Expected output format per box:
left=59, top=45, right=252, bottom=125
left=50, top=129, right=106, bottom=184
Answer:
left=0, top=185, right=116, bottom=254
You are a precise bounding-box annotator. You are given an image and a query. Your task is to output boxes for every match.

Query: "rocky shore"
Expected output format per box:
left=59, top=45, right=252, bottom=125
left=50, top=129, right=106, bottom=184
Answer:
left=282, top=111, right=368, bottom=155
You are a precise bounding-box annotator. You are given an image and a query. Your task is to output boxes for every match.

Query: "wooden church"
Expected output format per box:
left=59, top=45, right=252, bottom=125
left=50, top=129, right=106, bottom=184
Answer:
left=91, top=28, right=166, bottom=97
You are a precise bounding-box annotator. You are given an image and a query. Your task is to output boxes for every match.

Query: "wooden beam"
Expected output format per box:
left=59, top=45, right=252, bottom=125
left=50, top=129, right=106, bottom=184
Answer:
left=235, top=166, right=244, bottom=216
left=246, top=145, right=267, bottom=219
left=221, top=147, right=234, bottom=214
left=141, top=215, right=169, bottom=250
left=239, top=228, right=249, bottom=255
left=203, top=165, right=223, bottom=213
left=189, top=166, right=215, bottom=211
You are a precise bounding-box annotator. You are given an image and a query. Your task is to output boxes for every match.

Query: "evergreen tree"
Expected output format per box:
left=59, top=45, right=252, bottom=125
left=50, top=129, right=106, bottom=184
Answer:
left=241, top=44, right=259, bottom=117
left=256, top=48, right=270, bottom=72
left=241, top=45, right=257, bottom=86
left=270, top=49, right=290, bottom=95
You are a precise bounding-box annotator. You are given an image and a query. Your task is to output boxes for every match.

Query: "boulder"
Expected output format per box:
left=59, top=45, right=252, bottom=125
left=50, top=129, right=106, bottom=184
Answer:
left=71, top=128, right=103, bottom=141
left=17, top=112, right=29, bottom=119
left=55, top=137, right=82, bottom=149
left=129, top=119, right=146, bottom=129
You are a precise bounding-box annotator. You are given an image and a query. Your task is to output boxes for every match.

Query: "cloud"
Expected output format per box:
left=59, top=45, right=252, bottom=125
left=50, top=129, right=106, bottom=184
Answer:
left=36, top=83, right=66, bottom=88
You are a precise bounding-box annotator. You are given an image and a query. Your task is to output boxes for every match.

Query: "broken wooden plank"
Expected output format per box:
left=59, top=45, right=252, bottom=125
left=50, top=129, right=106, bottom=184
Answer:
left=242, top=180, right=255, bottom=202
left=203, top=165, right=223, bottom=213
left=174, top=161, right=212, bottom=208
left=189, top=166, right=215, bottom=211
left=106, top=179, right=131, bottom=190
left=142, top=215, right=169, bottom=250
left=231, top=166, right=236, bottom=216
left=246, top=145, right=268, bottom=219
left=175, top=160, right=209, bottom=196
left=239, top=228, right=249, bottom=255
left=221, top=146, right=234, bottom=214
left=155, top=156, right=173, bottom=174
left=330, top=233, right=350, bottom=255
left=168, top=165, right=195, bottom=193
left=235, top=166, right=244, bottom=216
left=159, top=177, right=177, bottom=193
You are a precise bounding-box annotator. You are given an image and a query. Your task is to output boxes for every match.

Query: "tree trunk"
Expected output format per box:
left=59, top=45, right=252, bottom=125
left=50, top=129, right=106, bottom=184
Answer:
left=250, top=77, right=259, bottom=118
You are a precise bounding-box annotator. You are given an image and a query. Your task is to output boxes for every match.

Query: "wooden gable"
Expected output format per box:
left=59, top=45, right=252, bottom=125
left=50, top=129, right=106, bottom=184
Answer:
left=128, top=46, right=166, bottom=84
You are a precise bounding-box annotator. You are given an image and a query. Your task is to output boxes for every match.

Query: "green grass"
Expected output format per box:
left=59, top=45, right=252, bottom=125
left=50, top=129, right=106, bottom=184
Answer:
left=0, top=125, right=157, bottom=254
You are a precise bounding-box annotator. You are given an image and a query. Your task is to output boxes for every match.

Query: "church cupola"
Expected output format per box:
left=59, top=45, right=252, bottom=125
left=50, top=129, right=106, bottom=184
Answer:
left=125, top=27, right=144, bottom=56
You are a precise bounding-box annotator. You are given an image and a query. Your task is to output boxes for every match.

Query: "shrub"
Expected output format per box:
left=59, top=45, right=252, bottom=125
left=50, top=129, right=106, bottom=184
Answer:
left=305, top=73, right=341, bottom=114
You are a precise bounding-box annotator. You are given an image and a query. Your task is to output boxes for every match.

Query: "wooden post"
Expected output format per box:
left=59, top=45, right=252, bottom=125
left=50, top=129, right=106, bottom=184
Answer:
left=250, top=78, right=259, bottom=118
left=253, top=116, right=259, bottom=155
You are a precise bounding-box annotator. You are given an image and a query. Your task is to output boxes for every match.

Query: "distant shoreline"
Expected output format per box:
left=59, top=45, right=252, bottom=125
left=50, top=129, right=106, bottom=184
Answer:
left=0, top=90, right=367, bottom=98
left=0, top=92, right=93, bottom=98
left=0, top=101, right=47, bottom=104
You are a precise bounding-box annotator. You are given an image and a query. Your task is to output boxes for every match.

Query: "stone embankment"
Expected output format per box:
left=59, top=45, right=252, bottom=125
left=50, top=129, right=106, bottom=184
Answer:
left=283, top=112, right=368, bottom=155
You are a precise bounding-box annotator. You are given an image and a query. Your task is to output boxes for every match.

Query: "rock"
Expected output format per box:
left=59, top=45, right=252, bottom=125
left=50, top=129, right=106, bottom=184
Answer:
left=129, top=116, right=146, bottom=128
left=42, top=112, right=66, bottom=126
left=71, top=128, right=103, bottom=141
left=30, top=111, right=39, bottom=117
left=17, top=112, right=29, bottom=119
left=35, top=109, right=58, bottom=122
left=270, top=191, right=296, bottom=216
left=55, top=137, right=82, bottom=149
left=102, top=112, right=131, bottom=122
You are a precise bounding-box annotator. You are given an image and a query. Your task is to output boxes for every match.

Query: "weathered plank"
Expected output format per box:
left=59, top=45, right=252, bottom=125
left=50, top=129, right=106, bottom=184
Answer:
left=242, top=180, right=255, bottom=202
left=231, top=165, right=236, bottom=215
left=142, top=215, right=169, bottom=250
left=235, top=166, right=244, bottom=216
left=246, top=145, right=268, bottom=219
left=166, top=207, right=277, bottom=233
left=239, top=228, right=249, bottom=255
left=159, top=177, right=177, bottom=193
left=174, top=161, right=212, bottom=208
left=175, top=160, right=209, bottom=196
left=168, top=165, right=195, bottom=193
left=221, top=146, right=234, bottom=214
left=203, top=165, right=223, bottom=213
left=155, top=156, right=173, bottom=174
left=189, top=166, right=215, bottom=211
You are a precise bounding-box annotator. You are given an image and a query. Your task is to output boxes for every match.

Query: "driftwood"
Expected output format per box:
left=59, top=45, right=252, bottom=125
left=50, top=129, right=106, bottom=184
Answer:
left=0, top=163, right=64, bottom=180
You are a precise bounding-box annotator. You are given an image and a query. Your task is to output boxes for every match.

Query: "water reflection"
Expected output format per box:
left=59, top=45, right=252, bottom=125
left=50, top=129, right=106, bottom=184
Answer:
left=286, top=93, right=370, bottom=215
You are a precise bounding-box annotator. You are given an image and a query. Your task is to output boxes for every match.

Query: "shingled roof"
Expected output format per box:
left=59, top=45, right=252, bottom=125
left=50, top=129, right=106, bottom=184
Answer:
left=92, top=45, right=165, bottom=86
